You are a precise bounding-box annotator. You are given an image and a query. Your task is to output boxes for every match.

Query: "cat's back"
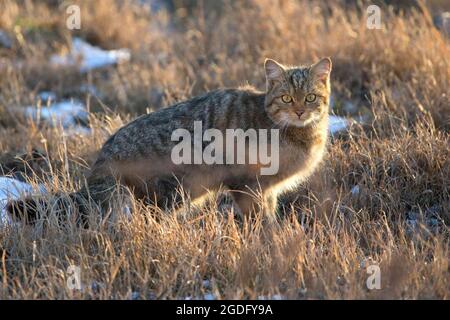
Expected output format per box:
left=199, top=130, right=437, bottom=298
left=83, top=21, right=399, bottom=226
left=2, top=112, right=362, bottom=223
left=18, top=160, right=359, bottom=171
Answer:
left=118, top=86, right=263, bottom=131
left=95, top=87, right=266, bottom=164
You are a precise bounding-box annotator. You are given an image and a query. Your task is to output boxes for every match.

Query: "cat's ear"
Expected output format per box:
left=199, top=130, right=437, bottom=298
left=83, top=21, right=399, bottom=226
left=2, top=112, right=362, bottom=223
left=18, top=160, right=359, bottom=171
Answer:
left=310, top=57, right=332, bottom=85
left=264, top=58, right=285, bottom=89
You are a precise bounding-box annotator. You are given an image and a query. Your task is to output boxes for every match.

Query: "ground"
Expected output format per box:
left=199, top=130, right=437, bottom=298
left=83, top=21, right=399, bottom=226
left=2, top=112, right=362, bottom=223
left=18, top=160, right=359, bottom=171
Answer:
left=0, top=0, right=449, bottom=299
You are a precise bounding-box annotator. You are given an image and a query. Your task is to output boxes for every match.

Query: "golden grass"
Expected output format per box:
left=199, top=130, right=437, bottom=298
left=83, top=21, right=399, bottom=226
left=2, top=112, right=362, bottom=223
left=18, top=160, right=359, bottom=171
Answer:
left=0, top=0, right=449, bottom=299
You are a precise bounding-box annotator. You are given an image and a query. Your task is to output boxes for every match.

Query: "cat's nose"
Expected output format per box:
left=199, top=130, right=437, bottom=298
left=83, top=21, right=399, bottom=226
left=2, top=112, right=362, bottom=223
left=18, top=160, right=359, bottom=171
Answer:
left=296, top=110, right=304, bottom=118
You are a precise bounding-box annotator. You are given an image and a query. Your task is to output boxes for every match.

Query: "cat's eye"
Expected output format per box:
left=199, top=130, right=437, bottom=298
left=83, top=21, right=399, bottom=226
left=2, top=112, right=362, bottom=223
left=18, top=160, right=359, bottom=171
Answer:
left=281, top=95, right=293, bottom=103
left=305, top=93, right=317, bottom=103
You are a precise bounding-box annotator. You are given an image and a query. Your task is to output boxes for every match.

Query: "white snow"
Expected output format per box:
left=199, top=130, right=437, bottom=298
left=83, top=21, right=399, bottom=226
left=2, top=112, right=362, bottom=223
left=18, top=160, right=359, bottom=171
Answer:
left=50, top=38, right=131, bottom=72
left=0, top=30, right=12, bottom=49
left=202, top=279, right=211, bottom=289
left=138, top=0, right=172, bottom=12
left=343, top=100, right=357, bottom=113
left=329, top=115, right=350, bottom=135
left=351, top=185, right=360, bottom=196
left=37, top=91, right=57, bottom=103
left=203, top=293, right=216, bottom=300
left=0, top=177, right=46, bottom=226
left=79, top=84, right=101, bottom=97
left=24, top=99, right=88, bottom=129
left=130, top=291, right=140, bottom=300
left=406, top=205, right=442, bottom=235
left=62, top=126, right=92, bottom=137
left=181, top=279, right=216, bottom=300
left=20, top=91, right=91, bottom=135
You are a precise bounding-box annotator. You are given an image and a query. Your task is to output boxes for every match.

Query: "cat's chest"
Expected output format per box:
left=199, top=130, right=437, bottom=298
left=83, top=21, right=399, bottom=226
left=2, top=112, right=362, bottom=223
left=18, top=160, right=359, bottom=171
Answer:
left=267, top=134, right=327, bottom=191
left=280, top=135, right=326, bottom=169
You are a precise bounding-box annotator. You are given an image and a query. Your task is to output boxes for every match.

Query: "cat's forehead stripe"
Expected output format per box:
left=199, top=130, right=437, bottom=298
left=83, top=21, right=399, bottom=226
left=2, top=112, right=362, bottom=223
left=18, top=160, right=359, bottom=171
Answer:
left=289, top=68, right=309, bottom=90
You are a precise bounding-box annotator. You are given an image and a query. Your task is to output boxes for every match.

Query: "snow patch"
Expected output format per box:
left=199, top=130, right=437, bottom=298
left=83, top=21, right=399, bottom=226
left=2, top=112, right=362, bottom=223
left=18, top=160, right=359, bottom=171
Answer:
left=36, top=91, right=57, bottom=104
left=202, top=280, right=211, bottom=289
left=351, top=185, right=360, bottom=196
left=79, top=84, right=101, bottom=97
left=51, top=38, right=130, bottom=72
left=343, top=100, right=358, bottom=113
left=130, top=291, right=141, bottom=300
left=138, top=0, right=173, bottom=12
left=329, top=115, right=350, bottom=135
left=62, top=126, right=92, bottom=137
left=24, top=99, right=89, bottom=130
left=181, top=279, right=216, bottom=300
left=203, top=293, right=215, bottom=300
left=0, top=30, right=12, bottom=49
left=406, top=205, right=442, bottom=235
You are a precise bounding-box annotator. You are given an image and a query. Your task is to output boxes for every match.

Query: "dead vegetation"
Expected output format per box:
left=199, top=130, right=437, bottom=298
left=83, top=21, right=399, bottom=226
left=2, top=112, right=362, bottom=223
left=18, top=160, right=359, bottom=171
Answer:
left=0, top=0, right=449, bottom=299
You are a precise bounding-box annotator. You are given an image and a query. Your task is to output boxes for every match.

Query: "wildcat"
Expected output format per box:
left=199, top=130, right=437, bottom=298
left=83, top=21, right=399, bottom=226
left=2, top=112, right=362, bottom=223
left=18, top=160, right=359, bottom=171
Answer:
left=8, top=57, right=332, bottom=224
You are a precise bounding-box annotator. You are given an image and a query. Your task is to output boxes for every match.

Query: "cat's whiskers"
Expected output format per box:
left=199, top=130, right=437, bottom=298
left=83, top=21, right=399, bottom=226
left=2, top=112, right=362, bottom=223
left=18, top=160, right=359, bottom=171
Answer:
left=270, top=119, right=290, bottom=139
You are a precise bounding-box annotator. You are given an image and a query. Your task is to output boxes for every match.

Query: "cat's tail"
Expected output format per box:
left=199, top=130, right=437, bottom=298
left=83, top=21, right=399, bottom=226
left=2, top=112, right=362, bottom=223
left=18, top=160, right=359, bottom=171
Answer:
left=6, top=191, right=94, bottom=226
left=6, top=197, right=39, bottom=224
left=6, top=175, right=119, bottom=227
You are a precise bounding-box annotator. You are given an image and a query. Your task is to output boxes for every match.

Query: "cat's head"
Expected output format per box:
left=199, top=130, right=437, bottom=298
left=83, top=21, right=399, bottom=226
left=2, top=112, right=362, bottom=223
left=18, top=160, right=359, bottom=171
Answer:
left=264, top=57, right=332, bottom=128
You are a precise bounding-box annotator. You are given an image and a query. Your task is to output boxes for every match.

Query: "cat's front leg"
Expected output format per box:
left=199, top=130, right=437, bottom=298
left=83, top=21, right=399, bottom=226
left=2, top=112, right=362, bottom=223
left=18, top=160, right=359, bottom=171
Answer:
left=262, top=191, right=278, bottom=224
left=228, top=185, right=278, bottom=223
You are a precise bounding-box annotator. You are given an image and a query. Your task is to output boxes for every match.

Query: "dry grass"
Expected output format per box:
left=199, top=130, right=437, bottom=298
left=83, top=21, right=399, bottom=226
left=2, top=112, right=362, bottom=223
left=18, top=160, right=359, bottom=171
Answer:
left=0, top=0, right=449, bottom=299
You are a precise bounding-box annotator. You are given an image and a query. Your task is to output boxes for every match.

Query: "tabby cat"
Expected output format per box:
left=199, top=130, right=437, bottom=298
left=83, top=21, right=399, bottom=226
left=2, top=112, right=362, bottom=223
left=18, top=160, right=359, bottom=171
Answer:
left=8, top=57, right=332, bottom=224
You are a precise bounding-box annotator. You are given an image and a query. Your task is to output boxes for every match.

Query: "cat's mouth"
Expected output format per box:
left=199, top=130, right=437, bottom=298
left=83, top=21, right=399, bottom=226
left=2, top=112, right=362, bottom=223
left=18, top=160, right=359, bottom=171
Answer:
left=287, top=111, right=323, bottom=128
left=268, top=109, right=321, bottom=128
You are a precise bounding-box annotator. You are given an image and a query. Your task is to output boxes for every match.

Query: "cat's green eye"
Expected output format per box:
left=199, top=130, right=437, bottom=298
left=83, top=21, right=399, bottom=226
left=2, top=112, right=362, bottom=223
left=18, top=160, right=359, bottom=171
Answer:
left=281, top=95, right=293, bottom=103
left=305, top=93, right=317, bottom=103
